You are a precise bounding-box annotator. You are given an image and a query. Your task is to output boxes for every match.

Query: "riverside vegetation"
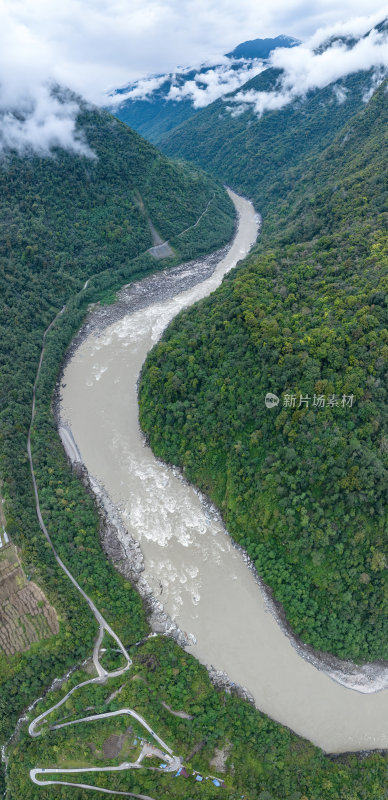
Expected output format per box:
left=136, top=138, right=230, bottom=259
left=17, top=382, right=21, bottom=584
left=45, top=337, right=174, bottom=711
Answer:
left=140, top=79, right=388, bottom=664
left=0, top=95, right=234, bottom=787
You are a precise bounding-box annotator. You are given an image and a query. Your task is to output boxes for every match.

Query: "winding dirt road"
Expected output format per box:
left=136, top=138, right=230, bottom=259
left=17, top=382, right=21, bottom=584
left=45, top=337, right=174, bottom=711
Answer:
left=23, top=192, right=234, bottom=797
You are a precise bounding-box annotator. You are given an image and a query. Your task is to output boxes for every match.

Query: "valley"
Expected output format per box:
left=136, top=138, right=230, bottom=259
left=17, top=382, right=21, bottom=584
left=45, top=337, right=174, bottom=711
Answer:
left=0, top=9, right=387, bottom=800
left=60, top=191, right=388, bottom=753
left=5, top=192, right=387, bottom=800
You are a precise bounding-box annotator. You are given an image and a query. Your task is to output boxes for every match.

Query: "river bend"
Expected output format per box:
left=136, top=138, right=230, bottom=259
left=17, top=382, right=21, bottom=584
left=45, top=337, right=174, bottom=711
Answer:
left=60, top=191, right=388, bottom=754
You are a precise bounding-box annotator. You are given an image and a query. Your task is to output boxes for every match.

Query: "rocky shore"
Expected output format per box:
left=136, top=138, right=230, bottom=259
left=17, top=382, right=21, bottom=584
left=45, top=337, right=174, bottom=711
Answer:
left=54, top=205, right=387, bottom=713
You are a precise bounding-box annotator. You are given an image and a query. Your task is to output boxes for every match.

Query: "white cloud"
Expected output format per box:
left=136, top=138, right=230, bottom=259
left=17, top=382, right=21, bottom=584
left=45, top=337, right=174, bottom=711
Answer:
left=332, top=84, right=348, bottom=104
left=307, top=10, right=388, bottom=47
left=0, top=87, right=95, bottom=157
left=225, top=103, right=249, bottom=117
left=108, top=75, right=168, bottom=106
left=165, top=61, right=266, bottom=108
left=107, top=57, right=266, bottom=110
left=0, top=1, right=387, bottom=154
left=232, top=23, right=388, bottom=116
left=361, top=65, right=388, bottom=100
left=0, top=3, right=94, bottom=156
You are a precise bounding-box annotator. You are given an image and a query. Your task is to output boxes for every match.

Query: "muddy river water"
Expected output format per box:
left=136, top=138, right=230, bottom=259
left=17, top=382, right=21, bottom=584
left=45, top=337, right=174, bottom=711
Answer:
left=60, top=191, right=388, bottom=754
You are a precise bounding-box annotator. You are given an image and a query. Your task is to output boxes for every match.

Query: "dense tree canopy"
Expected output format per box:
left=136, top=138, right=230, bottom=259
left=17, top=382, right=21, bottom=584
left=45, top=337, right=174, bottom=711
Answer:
left=140, top=80, right=388, bottom=662
left=0, top=98, right=234, bottom=755
left=1, top=74, right=387, bottom=800
left=8, top=638, right=388, bottom=800
left=160, top=67, right=381, bottom=218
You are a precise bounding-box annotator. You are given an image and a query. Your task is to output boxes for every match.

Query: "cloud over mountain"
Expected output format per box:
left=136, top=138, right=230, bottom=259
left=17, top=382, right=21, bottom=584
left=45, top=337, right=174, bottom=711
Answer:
left=232, top=22, right=388, bottom=116
left=0, top=4, right=94, bottom=157
left=165, top=62, right=267, bottom=108
left=1, top=1, right=387, bottom=155
left=109, top=60, right=267, bottom=110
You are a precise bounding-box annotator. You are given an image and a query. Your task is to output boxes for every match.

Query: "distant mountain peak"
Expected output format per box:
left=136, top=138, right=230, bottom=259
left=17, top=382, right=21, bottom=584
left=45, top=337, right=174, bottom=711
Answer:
left=109, top=33, right=300, bottom=143
left=226, top=35, right=300, bottom=60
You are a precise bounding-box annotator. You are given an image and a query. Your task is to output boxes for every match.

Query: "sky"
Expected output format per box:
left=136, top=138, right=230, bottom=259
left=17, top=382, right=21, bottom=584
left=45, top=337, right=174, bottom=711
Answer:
left=1, top=0, right=387, bottom=154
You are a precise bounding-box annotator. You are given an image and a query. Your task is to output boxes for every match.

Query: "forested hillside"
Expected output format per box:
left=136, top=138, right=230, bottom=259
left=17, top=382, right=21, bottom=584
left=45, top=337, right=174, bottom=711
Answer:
left=2, top=62, right=387, bottom=800
left=159, top=66, right=382, bottom=216
left=0, top=99, right=234, bottom=753
left=8, top=638, right=388, bottom=799
left=112, top=87, right=196, bottom=144
left=139, top=79, right=388, bottom=662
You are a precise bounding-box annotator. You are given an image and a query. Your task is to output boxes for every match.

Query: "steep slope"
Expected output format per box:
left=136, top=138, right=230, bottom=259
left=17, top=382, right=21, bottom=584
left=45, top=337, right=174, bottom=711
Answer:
left=0, top=100, right=234, bottom=746
left=111, top=84, right=196, bottom=144
left=7, top=636, right=388, bottom=799
left=160, top=65, right=380, bottom=214
left=110, top=34, right=298, bottom=144
left=139, top=80, right=388, bottom=662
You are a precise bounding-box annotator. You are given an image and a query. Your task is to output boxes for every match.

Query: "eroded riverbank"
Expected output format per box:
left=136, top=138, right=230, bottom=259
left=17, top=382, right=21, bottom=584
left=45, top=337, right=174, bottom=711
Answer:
left=59, top=190, right=388, bottom=754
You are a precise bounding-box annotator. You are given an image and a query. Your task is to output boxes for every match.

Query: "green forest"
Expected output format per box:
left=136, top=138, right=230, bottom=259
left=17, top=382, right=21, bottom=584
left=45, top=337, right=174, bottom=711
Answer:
left=140, top=80, right=388, bottom=662
left=8, top=638, right=388, bottom=799
left=1, top=69, right=387, bottom=800
left=160, top=67, right=380, bottom=217
left=0, top=97, right=234, bottom=772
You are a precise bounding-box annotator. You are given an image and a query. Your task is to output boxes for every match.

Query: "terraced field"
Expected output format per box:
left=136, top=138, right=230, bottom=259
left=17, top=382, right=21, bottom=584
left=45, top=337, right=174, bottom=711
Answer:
left=0, top=543, right=58, bottom=657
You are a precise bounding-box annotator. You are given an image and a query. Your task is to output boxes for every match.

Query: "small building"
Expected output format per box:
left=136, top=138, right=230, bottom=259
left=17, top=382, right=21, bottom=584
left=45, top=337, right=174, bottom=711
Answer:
left=175, top=767, right=189, bottom=778
left=195, top=775, right=203, bottom=782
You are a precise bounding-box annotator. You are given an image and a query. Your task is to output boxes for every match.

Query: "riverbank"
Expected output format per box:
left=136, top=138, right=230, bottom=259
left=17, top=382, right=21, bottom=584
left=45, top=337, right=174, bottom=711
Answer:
left=55, top=194, right=260, bottom=709
left=58, top=190, right=388, bottom=753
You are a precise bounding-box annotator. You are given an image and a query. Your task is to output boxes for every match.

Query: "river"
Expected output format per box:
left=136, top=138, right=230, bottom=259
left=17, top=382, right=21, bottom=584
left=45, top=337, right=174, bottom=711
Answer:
left=60, top=190, right=388, bottom=754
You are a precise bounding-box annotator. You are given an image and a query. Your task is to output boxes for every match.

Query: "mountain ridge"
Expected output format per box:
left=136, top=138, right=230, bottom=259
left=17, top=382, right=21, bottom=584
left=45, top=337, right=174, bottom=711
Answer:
left=159, top=66, right=380, bottom=215
left=109, top=33, right=299, bottom=143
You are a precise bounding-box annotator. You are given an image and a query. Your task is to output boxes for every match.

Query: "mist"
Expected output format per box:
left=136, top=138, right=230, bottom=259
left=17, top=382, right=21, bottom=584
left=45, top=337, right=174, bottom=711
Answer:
left=232, top=23, right=388, bottom=115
